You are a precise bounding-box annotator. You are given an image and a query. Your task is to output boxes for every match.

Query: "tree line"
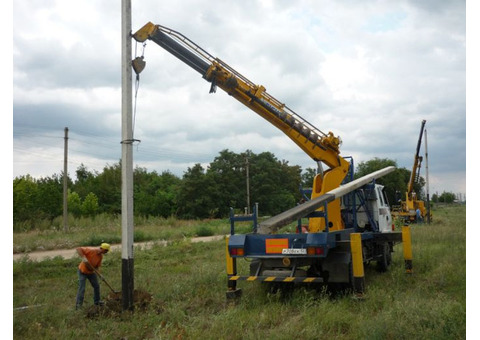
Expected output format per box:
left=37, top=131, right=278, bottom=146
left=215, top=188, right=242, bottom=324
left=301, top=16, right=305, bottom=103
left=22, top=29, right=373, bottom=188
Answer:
left=14, top=149, right=442, bottom=230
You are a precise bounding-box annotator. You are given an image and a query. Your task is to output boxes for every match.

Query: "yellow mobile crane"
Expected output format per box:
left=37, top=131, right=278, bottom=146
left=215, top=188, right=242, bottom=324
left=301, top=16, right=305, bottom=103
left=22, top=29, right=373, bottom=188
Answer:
left=392, top=120, right=430, bottom=223
left=133, top=23, right=409, bottom=296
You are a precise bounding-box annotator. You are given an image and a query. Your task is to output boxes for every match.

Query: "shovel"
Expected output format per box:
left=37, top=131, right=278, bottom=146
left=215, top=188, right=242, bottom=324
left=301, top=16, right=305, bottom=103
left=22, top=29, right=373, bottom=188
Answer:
left=83, top=258, right=120, bottom=294
left=92, top=267, right=120, bottom=294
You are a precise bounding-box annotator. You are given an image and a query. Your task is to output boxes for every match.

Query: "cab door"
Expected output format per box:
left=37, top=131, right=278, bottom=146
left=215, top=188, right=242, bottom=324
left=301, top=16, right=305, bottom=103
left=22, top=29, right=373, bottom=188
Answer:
left=376, top=185, right=392, bottom=233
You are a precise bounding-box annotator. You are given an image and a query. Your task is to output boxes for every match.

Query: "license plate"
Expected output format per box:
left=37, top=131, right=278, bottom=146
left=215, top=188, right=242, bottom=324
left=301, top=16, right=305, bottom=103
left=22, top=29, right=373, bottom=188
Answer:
left=282, top=248, right=307, bottom=255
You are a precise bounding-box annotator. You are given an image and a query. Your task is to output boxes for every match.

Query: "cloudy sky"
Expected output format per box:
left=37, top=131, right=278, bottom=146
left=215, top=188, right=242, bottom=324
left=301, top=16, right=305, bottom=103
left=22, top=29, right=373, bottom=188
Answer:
left=12, top=0, right=467, bottom=197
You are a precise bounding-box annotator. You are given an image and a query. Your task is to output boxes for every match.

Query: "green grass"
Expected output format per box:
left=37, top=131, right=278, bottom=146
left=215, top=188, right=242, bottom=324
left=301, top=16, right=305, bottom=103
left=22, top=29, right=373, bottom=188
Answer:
left=13, top=204, right=466, bottom=339
left=13, top=214, right=255, bottom=253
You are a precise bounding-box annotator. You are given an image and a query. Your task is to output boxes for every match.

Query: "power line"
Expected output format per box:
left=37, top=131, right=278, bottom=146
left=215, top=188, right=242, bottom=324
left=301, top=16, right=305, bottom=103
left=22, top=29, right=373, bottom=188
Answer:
left=14, top=130, right=214, bottom=165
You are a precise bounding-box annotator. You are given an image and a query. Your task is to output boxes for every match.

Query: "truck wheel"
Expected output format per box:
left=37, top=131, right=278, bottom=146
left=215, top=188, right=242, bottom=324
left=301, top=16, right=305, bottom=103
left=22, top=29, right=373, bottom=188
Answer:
left=376, top=242, right=391, bottom=272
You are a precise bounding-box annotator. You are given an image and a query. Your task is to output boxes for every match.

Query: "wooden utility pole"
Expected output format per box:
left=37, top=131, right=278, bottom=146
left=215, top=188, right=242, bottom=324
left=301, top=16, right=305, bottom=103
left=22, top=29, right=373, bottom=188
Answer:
left=63, top=127, right=68, bottom=232
left=121, top=0, right=134, bottom=311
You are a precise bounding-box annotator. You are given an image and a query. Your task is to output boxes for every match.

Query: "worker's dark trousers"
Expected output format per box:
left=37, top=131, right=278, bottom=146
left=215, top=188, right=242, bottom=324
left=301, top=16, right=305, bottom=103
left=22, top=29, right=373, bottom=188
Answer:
left=76, top=269, right=100, bottom=308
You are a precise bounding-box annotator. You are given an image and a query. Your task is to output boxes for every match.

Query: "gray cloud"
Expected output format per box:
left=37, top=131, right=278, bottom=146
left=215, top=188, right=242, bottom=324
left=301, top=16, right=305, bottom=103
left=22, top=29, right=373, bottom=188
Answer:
left=13, top=0, right=466, bottom=195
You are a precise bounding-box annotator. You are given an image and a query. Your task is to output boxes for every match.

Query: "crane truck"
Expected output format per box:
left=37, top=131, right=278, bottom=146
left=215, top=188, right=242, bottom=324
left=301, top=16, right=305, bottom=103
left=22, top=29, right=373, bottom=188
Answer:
left=132, top=22, right=413, bottom=297
left=392, top=120, right=431, bottom=223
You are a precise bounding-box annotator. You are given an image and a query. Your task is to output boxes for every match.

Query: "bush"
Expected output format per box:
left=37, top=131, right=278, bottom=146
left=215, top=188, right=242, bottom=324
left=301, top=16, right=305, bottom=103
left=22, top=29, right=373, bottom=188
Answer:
left=195, top=225, right=214, bottom=237
left=133, top=230, right=154, bottom=243
left=85, top=234, right=121, bottom=247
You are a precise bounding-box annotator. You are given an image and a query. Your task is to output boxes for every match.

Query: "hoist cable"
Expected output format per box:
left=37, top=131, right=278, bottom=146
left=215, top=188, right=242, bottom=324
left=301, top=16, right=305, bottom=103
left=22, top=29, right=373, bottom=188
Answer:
left=130, top=42, right=147, bottom=145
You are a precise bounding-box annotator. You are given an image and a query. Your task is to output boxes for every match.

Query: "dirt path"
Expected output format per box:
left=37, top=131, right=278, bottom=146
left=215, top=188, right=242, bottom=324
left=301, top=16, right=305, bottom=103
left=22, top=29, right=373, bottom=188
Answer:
left=13, top=235, right=226, bottom=262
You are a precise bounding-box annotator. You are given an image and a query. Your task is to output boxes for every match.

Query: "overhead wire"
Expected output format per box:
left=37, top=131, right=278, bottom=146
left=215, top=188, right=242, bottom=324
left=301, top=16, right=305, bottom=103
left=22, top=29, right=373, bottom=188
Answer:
left=13, top=124, right=214, bottom=176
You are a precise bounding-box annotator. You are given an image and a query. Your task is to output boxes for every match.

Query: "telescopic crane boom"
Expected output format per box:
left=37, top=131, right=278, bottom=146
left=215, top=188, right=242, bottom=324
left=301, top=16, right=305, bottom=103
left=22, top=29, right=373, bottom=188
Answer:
left=133, top=22, right=350, bottom=232
left=408, top=120, right=426, bottom=199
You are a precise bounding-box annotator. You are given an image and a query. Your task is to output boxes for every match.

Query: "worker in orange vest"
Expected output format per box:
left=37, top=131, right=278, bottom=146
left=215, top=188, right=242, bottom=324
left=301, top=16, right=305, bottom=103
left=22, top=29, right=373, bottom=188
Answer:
left=75, top=243, right=110, bottom=309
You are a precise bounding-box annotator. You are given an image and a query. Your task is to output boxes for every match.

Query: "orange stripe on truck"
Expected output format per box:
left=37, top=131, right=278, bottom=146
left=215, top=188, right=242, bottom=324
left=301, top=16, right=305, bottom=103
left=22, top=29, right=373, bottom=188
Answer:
left=265, top=238, right=289, bottom=254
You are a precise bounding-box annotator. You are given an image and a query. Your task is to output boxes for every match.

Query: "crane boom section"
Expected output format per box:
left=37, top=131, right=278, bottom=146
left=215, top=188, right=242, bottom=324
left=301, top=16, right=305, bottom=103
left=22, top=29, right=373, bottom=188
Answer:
left=134, top=22, right=350, bottom=231
left=407, top=120, right=426, bottom=197
left=133, top=22, right=349, bottom=171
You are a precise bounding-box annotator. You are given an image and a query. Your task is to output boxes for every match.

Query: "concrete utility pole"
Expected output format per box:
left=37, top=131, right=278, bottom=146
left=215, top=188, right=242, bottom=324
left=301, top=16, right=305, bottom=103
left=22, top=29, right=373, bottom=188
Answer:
left=63, top=127, right=68, bottom=232
left=245, top=157, right=250, bottom=214
left=121, top=0, right=134, bottom=311
left=424, top=127, right=431, bottom=224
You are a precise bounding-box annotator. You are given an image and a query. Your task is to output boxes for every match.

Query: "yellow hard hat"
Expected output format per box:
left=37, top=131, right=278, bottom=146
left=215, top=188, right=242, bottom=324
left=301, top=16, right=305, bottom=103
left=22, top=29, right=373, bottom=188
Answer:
left=100, top=243, right=111, bottom=252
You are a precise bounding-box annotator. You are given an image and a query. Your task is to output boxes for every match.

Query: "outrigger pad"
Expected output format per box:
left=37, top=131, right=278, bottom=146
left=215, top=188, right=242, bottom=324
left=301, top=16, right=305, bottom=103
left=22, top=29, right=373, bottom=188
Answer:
left=226, top=288, right=242, bottom=300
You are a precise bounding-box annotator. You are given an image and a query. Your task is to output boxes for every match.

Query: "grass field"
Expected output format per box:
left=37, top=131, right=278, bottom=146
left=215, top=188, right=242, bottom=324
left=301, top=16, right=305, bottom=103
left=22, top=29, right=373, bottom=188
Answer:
left=13, top=204, right=466, bottom=339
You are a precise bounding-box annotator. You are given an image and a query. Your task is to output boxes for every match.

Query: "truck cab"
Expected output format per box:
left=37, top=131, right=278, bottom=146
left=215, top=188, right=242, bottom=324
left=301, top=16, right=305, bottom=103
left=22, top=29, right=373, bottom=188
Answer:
left=353, top=184, right=394, bottom=233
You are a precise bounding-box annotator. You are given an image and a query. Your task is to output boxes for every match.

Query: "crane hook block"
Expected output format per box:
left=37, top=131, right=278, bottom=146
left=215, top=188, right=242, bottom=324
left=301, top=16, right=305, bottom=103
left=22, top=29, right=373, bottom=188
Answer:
left=132, top=56, right=146, bottom=75
left=132, top=22, right=157, bottom=43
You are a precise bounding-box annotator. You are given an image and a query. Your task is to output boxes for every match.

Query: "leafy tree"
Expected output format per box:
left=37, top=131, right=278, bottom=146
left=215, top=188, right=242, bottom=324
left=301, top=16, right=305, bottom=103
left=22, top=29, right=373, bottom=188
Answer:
left=154, top=171, right=181, bottom=216
left=134, top=167, right=160, bottom=217
left=354, top=158, right=402, bottom=205
left=390, top=167, right=411, bottom=205
left=82, top=192, right=99, bottom=217
left=175, top=150, right=303, bottom=218
left=13, top=175, right=39, bottom=224
left=95, top=162, right=122, bottom=214
left=439, top=191, right=456, bottom=203
left=16, top=150, right=440, bottom=226
left=208, top=149, right=247, bottom=216
left=134, top=168, right=181, bottom=217
left=301, top=167, right=317, bottom=189
left=248, top=152, right=301, bottom=215
left=35, top=174, right=64, bottom=220
left=176, top=164, right=219, bottom=219
left=13, top=174, right=66, bottom=229
left=67, top=191, right=82, bottom=217
left=73, top=164, right=98, bottom=199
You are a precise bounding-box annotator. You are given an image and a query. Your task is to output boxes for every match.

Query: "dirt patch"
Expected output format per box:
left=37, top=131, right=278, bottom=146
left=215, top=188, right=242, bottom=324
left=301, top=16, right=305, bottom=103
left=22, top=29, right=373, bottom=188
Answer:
left=85, top=289, right=163, bottom=318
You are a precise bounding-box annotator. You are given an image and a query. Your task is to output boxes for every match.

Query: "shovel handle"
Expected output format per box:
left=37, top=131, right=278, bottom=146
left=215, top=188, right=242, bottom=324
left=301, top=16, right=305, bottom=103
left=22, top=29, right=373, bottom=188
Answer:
left=83, top=258, right=118, bottom=294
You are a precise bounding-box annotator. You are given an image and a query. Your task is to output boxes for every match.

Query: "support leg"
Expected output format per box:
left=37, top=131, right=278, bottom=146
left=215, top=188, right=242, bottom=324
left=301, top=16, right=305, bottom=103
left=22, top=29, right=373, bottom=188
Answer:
left=225, top=236, right=242, bottom=299
left=402, top=225, right=413, bottom=274
left=350, top=233, right=365, bottom=297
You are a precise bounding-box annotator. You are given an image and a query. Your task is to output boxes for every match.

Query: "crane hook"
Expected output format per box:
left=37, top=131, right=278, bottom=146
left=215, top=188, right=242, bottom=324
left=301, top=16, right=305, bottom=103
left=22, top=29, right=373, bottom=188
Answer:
left=132, top=56, right=146, bottom=75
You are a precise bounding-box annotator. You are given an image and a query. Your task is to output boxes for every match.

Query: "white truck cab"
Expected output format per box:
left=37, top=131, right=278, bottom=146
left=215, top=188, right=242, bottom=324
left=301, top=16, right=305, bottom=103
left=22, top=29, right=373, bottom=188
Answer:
left=355, top=184, right=393, bottom=233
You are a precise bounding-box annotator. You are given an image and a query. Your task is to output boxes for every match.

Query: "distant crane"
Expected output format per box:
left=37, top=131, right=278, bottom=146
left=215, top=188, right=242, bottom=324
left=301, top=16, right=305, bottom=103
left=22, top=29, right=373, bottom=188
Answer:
left=392, top=120, right=431, bottom=223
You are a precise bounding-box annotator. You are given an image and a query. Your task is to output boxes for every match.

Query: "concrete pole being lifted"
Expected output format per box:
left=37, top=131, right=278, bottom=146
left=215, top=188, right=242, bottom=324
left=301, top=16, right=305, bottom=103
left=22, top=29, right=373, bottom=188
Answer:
left=121, top=0, right=134, bottom=311
left=257, top=166, right=396, bottom=234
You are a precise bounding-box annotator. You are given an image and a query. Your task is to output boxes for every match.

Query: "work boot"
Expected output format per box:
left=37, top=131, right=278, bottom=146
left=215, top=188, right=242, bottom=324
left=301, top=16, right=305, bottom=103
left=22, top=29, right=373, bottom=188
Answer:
left=95, top=301, right=105, bottom=306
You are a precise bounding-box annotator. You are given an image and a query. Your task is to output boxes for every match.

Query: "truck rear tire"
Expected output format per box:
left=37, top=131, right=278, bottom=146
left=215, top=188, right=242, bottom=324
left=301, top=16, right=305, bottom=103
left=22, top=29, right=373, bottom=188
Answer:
left=376, top=242, right=392, bottom=272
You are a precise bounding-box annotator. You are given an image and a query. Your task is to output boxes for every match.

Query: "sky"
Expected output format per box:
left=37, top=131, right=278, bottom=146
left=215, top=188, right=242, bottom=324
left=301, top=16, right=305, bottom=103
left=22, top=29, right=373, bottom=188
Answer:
left=12, top=0, right=468, bottom=197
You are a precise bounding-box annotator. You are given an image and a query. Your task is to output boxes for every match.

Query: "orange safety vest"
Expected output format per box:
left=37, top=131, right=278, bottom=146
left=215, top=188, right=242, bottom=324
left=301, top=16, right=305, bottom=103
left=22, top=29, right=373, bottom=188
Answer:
left=77, top=247, right=103, bottom=275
